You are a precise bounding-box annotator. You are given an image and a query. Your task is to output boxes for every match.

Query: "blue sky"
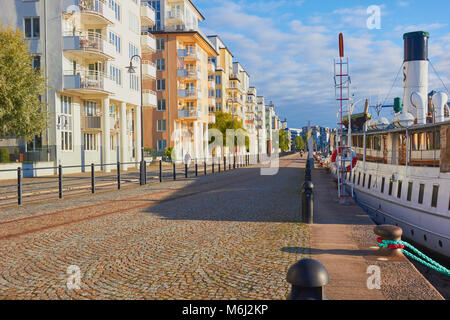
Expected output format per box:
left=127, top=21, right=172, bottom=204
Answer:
left=194, top=0, right=450, bottom=128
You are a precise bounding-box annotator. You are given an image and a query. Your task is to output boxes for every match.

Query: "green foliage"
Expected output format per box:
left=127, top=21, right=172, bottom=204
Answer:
left=0, top=25, right=47, bottom=141
left=0, top=148, right=9, bottom=163
left=279, top=129, right=289, bottom=152
left=294, top=135, right=305, bottom=151
left=208, top=111, right=249, bottom=149
left=164, top=146, right=173, bottom=161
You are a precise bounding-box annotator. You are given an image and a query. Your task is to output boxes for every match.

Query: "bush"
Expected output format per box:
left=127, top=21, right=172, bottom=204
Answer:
left=164, top=147, right=173, bottom=161
left=0, top=148, right=9, bottom=163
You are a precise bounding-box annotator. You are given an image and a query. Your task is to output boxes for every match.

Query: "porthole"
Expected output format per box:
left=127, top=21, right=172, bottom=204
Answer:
left=438, top=240, right=443, bottom=248
left=424, top=234, right=427, bottom=241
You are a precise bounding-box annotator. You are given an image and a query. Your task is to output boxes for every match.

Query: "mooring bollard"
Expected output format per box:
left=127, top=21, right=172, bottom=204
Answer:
left=159, top=160, right=162, bottom=182
left=195, top=162, right=198, bottom=177
left=185, top=163, right=188, bottom=178
left=173, top=162, right=176, bottom=181
left=286, top=258, right=329, bottom=300
left=301, top=181, right=314, bottom=224
left=144, top=160, right=147, bottom=185
left=204, top=160, right=207, bottom=175
left=373, top=225, right=404, bottom=257
left=224, top=156, right=226, bottom=171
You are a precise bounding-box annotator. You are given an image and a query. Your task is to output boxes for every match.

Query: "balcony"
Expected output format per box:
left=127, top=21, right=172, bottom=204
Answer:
left=177, top=68, right=201, bottom=80
left=177, top=49, right=200, bottom=61
left=63, top=0, right=114, bottom=25
left=63, top=32, right=115, bottom=60
left=140, top=3, right=156, bottom=27
left=166, top=10, right=184, bottom=24
left=63, top=70, right=114, bottom=95
left=142, top=61, right=156, bottom=79
left=141, top=32, right=156, bottom=53
left=178, top=109, right=202, bottom=120
left=178, top=89, right=202, bottom=99
left=143, top=90, right=157, bottom=107
left=80, top=114, right=102, bottom=131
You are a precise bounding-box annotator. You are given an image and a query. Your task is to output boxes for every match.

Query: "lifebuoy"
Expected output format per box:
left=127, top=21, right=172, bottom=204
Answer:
left=331, top=147, right=357, bottom=172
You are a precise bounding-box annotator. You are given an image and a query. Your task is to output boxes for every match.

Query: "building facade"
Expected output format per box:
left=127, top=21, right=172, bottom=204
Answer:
left=0, top=0, right=156, bottom=172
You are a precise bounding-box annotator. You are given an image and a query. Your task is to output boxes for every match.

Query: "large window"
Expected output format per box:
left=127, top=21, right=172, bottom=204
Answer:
left=157, top=79, right=165, bottom=91
left=108, top=0, right=121, bottom=21
left=130, top=74, right=139, bottom=91
left=60, top=96, right=73, bottom=151
left=215, top=75, right=221, bottom=85
left=24, top=17, right=39, bottom=39
left=157, top=99, right=166, bottom=111
left=156, top=38, right=165, bottom=50
left=431, top=186, right=439, bottom=208
left=84, top=101, right=98, bottom=116
left=215, top=89, right=221, bottom=98
left=31, top=55, right=41, bottom=71
left=156, top=59, right=165, bottom=71
left=84, top=133, right=98, bottom=151
left=109, top=32, right=121, bottom=53
left=110, top=65, right=122, bottom=85
left=157, top=120, right=166, bottom=132
left=157, top=139, right=167, bottom=151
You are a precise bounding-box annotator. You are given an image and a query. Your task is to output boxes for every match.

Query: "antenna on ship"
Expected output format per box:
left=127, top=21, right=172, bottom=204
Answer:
left=333, top=33, right=353, bottom=203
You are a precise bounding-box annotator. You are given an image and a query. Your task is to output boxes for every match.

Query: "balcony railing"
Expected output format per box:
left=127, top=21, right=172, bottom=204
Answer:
left=64, top=70, right=109, bottom=90
left=179, top=109, right=202, bottom=119
left=81, top=114, right=102, bottom=130
left=178, top=89, right=202, bottom=99
left=142, top=60, right=156, bottom=79
left=177, top=68, right=201, bottom=79
left=63, top=0, right=114, bottom=24
left=140, top=2, right=156, bottom=27
left=177, top=49, right=200, bottom=60
left=63, top=31, right=115, bottom=58
left=143, top=89, right=157, bottom=107
left=141, top=32, right=156, bottom=52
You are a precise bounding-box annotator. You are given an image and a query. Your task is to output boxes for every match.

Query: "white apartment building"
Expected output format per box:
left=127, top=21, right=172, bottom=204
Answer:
left=256, top=96, right=267, bottom=155
left=0, top=0, right=156, bottom=172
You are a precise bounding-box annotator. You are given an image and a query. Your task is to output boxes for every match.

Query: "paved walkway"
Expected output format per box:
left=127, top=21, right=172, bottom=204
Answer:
left=307, top=158, right=443, bottom=300
left=0, top=154, right=309, bottom=299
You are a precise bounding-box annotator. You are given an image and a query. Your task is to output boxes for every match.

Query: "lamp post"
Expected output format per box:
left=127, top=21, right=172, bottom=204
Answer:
left=227, top=97, right=236, bottom=169
left=127, top=55, right=145, bottom=185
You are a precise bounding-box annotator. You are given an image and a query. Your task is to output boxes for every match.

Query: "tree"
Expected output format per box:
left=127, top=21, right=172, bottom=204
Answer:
left=294, top=135, right=305, bottom=151
left=279, top=129, right=289, bottom=152
left=0, top=25, right=47, bottom=141
left=208, top=111, right=249, bottom=150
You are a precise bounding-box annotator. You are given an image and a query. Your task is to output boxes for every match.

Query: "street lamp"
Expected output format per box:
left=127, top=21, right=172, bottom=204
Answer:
left=127, top=55, right=145, bottom=185
left=227, top=97, right=236, bottom=169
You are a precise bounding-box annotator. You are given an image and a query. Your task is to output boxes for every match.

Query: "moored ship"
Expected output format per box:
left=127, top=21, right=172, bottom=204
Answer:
left=329, top=31, right=450, bottom=258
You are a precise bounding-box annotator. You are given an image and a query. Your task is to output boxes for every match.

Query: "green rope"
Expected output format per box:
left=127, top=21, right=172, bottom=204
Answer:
left=378, top=239, right=450, bottom=276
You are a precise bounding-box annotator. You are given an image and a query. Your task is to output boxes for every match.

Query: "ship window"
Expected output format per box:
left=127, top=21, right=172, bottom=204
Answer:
left=358, top=172, right=361, bottom=185
left=353, top=172, right=356, bottom=184
left=381, top=177, right=385, bottom=193
left=431, top=185, right=439, bottom=208
left=397, top=181, right=402, bottom=198
left=388, top=181, right=393, bottom=196
left=368, top=175, right=372, bottom=189
left=418, top=184, right=425, bottom=204
left=407, top=182, right=413, bottom=201
left=363, top=174, right=366, bottom=187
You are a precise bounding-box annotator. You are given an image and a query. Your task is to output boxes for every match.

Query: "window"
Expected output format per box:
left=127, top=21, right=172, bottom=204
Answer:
left=157, top=139, right=167, bottom=151
left=110, top=65, right=122, bottom=85
left=157, top=120, right=166, bottom=132
left=397, top=181, right=402, bottom=199
left=84, top=133, right=98, bottom=151
left=109, top=32, right=121, bottom=53
left=215, top=89, right=221, bottom=98
left=157, top=79, right=165, bottom=91
left=84, top=101, right=98, bottom=116
left=407, top=182, right=413, bottom=201
left=129, top=43, right=138, bottom=60
left=157, top=99, right=166, bottom=111
left=362, top=173, right=366, bottom=187
left=128, top=12, right=139, bottom=33
left=129, top=74, right=139, bottom=90
left=431, top=185, right=439, bottom=208
left=358, top=172, right=361, bottom=185
left=215, top=75, right=221, bottom=85
left=156, top=59, right=165, bottom=71
left=156, top=38, right=165, bottom=50
left=418, top=184, right=425, bottom=204
left=215, top=102, right=222, bottom=111
left=353, top=172, right=356, bottom=185
left=381, top=177, right=385, bottom=193
left=388, top=181, right=393, bottom=196
left=24, top=17, right=39, bottom=39
left=368, top=175, right=372, bottom=189
left=31, top=55, right=40, bottom=71
left=60, top=96, right=73, bottom=151
left=108, top=0, right=121, bottom=21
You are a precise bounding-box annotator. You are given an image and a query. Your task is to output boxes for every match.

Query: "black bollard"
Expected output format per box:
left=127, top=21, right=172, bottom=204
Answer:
left=286, top=258, right=329, bottom=300
left=58, top=165, right=63, bottom=199
left=301, top=181, right=314, bottom=224
left=117, top=162, right=121, bottom=189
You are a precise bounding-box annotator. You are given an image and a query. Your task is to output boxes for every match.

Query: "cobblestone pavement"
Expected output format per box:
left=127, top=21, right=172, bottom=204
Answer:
left=0, top=154, right=309, bottom=299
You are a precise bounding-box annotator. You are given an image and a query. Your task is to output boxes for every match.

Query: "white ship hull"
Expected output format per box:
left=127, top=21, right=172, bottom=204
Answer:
left=330, top=161, right=450, bottom=258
